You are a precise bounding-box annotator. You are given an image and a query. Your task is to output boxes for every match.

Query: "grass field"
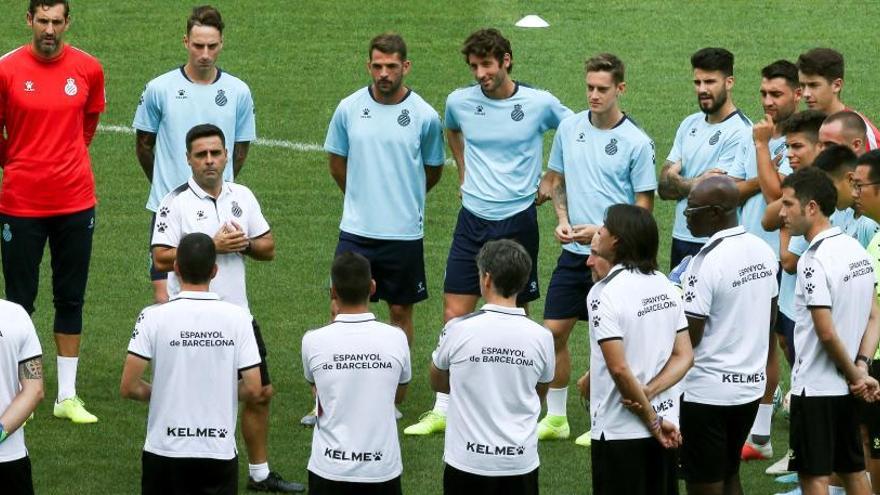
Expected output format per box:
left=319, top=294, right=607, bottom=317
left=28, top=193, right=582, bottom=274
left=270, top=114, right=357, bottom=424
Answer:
left=3, top=1, right=880, bottom=493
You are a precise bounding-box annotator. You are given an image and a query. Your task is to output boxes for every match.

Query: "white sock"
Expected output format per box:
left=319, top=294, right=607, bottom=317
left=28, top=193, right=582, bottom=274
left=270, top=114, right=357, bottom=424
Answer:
left=749, top=403, right=774, bottom=438
left=828, top=485, right=845, bottom=495
left=546, top=387, right=568, bottom=417
left=249, top=462, right=270, bottom=482
left=433, top=393, right=449, bottom=414
left=57, top=356, right=78, bottom=402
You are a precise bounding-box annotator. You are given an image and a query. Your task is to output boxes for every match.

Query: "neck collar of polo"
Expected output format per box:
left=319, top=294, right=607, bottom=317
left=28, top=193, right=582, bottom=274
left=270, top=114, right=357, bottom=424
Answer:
left=480, top=304, right=525, bottom=316
left=706, top=225, right=746, bottom=244
left=334, top=312, right=376, bottom=323
left=173, top=291, right=220, bottom=301
left=188, top=177, right=229, bottom=200
left=808, top=226, right=842, bottom=247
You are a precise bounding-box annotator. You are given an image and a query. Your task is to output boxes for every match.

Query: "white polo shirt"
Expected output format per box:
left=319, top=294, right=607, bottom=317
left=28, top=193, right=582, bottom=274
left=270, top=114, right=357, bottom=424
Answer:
left=433, top=304, right=555, bottom=476
left=302, top=313, right=411, bottom=483
left=151, top=178, right=270, bottom=311
left=0, top=300, right=41, bottom=463
left=681, top=226, right=778, bottom=405
left=792, top=227, right=875, bottom=397
left=128, top=291, right=260, bottom=460
left=588, top=265, right=688, bottom=441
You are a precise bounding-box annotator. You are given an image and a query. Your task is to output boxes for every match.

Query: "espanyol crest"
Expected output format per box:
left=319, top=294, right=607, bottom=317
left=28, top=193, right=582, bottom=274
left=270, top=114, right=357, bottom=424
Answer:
left=215, top=89, right=228, bottom=106
left=231, top=201, right=243, bottom=218
left=605, top=138, right=618, bottom=155
left=397, top=109, right=411, bottom=127
left=511, top=104, right=524, bottom=121
left=709, top=130, right=721, bottom=145
left=64, top=78, right=77, bottom=96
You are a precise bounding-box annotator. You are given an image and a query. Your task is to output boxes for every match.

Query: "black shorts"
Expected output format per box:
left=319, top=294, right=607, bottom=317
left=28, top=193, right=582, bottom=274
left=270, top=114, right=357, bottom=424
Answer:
left=0, top=456, right=33, bottom=495
left=789, top=393, right=864, bottom=475
left=680, top=399, right=760, bottom=483
left=335, top=231, right=428, bottom=305
left=308, top=470, right=402, bottom=495
left=148, top=212, right=167, bottom=282
left=0, top=208, right=95, bottom=334
left=591, top=436, right=678, bottom=495
left=858, top=362, right=880, bottom=459
left=543, top=250, right=593, bottom=321
left=669, top=238, right=703, bottom=271
left=237, top=319, right=270, bottom=386
left=443, top=464, right=538, bottom=495
left=141, top=451, right=237, bottom=495
left=774, top=312, right=796, bottom=363
left=444, top=205, right=540, bottom=305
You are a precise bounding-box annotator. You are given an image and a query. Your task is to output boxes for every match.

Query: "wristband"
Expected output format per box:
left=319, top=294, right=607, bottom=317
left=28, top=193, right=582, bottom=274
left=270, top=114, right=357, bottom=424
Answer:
left=0, top=423, right=7, bottom=444
left=857, top=354, right=873, bottom=367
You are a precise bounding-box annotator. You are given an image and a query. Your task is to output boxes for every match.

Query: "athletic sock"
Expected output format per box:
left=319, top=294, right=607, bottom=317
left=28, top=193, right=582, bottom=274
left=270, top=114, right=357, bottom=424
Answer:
left=249, top=462, right=270, bottom=482
left=433, top=393, right=449, bottom=414
left=57, top=356, right=78, bottom=402
left=828, top=485, right=845, bottom=495
left=749, top=403, right=774, bottom=444
left=546, top=388, right=568, bottom=418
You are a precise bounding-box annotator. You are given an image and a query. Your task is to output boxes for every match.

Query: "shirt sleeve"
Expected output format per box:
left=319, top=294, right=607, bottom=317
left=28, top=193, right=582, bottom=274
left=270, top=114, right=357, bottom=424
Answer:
left=244, top=189, right=270, bottom=238
left=421, top=109, right=445, bottom=167
left=235, top=86, right=257, bottom=142
left=726, top=141, right=751, bottom=180
left=235, top=312, right=261, bottom=371
left=538, top=331, right=555, bottom=383
left=444, top=92, right=460, bottom=131
left=132, top=81, right=161, bottom=132
left=592, top=291, right=624, bottom=342
left=717, top=126, right=750, bottom=172
left=15, top=305, right=41, bottom=361
left=547, top=125, right=565, bottom=174
left=151, top=194, right=182, bottom=248
left=683, top=258, right=714, bottom=319
left=788, top=235, right=809, bottom=257
left=127, top=309, right=154, bottom=360
left=323, top=102, right=349, bottom=156
left=85, top=60, right=106, bottom=115
left=301, top=333, right=314, bottom=384
left=541, top=94, right=573, bottom=132
left=800, top=255, right=832, bottom=308
left=630, top=137, right=658, bottom=192
left=665, top=119, right=687, bottom=163
left=432, top=323, right=455, bottom=371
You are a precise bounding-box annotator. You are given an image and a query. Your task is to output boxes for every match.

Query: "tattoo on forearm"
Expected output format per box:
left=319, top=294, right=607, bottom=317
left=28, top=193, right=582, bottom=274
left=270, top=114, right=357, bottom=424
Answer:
left=552, top=180, right=568, bottom=213
left=19, top=358, right=42, bottom=380
left=658, top=161, right=690, bottom=199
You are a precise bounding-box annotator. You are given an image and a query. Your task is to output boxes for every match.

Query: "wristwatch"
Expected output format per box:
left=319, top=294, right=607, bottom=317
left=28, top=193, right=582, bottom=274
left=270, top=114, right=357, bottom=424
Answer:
left=856, top=354, right=873, bottom=367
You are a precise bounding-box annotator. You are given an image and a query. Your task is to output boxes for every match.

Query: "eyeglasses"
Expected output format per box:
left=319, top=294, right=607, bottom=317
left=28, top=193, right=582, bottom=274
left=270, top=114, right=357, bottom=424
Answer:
left=683, top=205, right=720, bottom=216
left=851, top=181, right=880, bottom=193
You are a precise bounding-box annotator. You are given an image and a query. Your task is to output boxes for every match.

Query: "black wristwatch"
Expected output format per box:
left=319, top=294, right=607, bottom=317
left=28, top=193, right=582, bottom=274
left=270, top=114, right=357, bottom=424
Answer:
left=856, top=354, right=873, bottom=367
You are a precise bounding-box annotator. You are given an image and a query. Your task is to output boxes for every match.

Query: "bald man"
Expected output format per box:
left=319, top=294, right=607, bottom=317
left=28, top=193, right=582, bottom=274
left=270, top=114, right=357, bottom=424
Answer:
left=820, top=112, right=868, bottom=156
left=679, top=176, right=779, bottom=495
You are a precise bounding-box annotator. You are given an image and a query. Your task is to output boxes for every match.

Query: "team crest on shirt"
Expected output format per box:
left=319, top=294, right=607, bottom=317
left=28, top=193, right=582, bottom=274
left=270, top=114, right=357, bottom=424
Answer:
left=231, top=201, right=243, bottom=218
left=576, top=131, right=586, bottom=142
left=709, top=130, right=721, bottom=145
left=510, top=104, right=525, bottom=122
left=64, top=78, right=77, bottom=96
left=215, top=89, right=227, bottom=107
left=474, top=105, right=485, bottom=116
left=397, top=109, right=411, bottom=127
left=605, top=138, right=618, bottom=155
left=1, top=224, right=10, bottom=242
left=361, top=108, right=371, bottom=119
left=24, top=80, right=35, bottom=92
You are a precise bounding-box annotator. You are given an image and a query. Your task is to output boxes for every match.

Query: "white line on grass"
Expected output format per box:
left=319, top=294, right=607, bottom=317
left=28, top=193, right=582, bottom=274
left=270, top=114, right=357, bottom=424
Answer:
left=98, top=124, right=324, bottom=152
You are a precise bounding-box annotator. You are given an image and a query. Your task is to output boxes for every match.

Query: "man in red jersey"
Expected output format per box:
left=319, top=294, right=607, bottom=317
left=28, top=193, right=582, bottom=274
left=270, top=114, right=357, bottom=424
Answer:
left=0, top=0, right=104, bottom=424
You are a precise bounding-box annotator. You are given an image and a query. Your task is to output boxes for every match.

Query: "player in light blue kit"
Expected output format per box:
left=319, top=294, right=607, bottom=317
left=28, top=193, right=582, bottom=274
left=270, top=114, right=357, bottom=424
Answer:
left=535, top=53, right=656, bottom=444
left=404, top=28, right=572, bottom=436
left=658, top=47, right=752, bottom=268
left=133, top=5, right=255, bottom=304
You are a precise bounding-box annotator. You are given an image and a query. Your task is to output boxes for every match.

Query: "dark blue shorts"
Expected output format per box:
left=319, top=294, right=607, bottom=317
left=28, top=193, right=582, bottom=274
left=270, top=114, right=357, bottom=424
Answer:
left=544, top=250, right=593, bottom=321
left=444, top=205, right=540, bottom=305
left=776, top=311, right=795, bottom=364
left=670, top=238, right=704, bottom=270
left=335, top=231, right=428, bottom=305
left=148, top=212, right=167, bottom=282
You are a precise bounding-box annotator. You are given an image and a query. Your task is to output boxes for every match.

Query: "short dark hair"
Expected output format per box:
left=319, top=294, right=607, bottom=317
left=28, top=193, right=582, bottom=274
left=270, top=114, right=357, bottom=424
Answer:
left=824, top=111, right=868, bottom=140
left=475, top=239, right=531, bottom=298
left=604, top=204, right=658, bottom=274
left=176, top=233, right=216, bottom=284
left=797, top=48, right=844, bottom=82
left=691, top=47, right=734, bottom=77
left=331, top=252, right=372, bottom=305
left=461, top=28, right=513, bottom=74
left=857, top=150, right=880, bottom=183
left=29, top=0, right=68, bottom=17
left=781, top=167, right=837, bottom=217
left=187, top=5, right=224, bottom=35
left=761, top=59, right=799, bottom=89
left=369, top=33, right=407, bottom=61
left=185, top=124, right=226, bottom=152
left=780, top=110, right=826, bottom=142
left=585, top=53, right=625, bottom=84
left=813, top=144, right=858, bottom=177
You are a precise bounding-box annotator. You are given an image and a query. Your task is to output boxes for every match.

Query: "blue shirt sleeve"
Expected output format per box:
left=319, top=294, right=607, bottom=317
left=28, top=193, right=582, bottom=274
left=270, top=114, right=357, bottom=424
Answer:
left=421, top=110, right=446, bottom=166
left=666, top=119, right=686, bottom=163
left=630, top=137, right=658, bottom=192
left=323, top=102, right=349, bottom=157
left=235, top=86, right=257, bottom=142
left=541, top=94, right=573, bottom=133
left=547, top=124, right=565, bottom=174
left=444, top=93, right=460, bottom=131
left=132, top=82, right=161, bottom=132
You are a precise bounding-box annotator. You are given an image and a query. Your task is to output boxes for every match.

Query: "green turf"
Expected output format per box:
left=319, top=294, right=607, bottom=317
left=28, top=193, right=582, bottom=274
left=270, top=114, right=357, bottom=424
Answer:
left=2, top=1, right=880, bottom=493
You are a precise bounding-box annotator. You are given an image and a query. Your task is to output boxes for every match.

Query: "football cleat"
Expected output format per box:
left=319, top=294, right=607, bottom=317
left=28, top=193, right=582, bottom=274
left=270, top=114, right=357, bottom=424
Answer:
left=741, top=438, right=773, bottom=461
left=403, top=410, right=445, bottom=436
left=537, top=414, right=570, bottom=440
left=53, top=396, right=98, bottom=424
left=574, top=430, right=592, bottom=447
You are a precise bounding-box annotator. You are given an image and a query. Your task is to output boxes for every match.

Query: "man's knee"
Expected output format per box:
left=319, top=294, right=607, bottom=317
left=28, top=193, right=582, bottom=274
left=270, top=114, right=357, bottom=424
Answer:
left=544, top=319, right=576, bottom=352
left=54, top=300, right=84, bottom=334
left=388, top=304, right=413, bottom=323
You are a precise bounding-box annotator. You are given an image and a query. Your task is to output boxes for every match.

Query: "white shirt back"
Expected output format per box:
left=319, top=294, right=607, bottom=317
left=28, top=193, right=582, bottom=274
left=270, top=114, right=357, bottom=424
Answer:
left=682, top=226, right=778, bottom=405
left=433, top=304, right=555, bottom=476
left=589, top=266, right=688, bottom=440
left=302, top=313, right=411, bottom=483
left=128, top=291, right=260, bottom=459
left=0, top=300, right=41, bottom=462
left=792, top=227, right=875, bottom=396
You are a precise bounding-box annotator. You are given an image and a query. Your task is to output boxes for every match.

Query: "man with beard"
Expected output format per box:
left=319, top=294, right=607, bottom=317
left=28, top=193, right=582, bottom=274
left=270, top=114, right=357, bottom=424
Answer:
left=659, top=47, right=752, bottom=268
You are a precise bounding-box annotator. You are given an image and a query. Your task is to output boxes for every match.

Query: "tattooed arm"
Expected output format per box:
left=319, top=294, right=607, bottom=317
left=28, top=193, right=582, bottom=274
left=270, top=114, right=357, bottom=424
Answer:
left=0, top=357, right=44, bottom=441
